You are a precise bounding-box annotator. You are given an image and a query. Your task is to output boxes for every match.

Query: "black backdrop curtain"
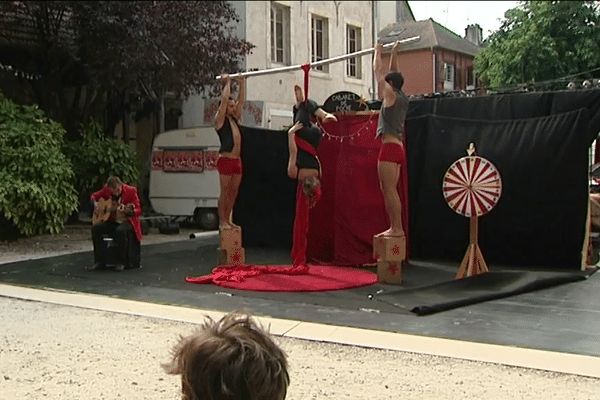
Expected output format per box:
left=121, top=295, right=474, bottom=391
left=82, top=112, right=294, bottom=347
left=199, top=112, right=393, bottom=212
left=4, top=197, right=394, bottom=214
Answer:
left=406, top=109, right=590, bottom=268
left=234, top=90, right=600, bottom=269
left=234, top=126, right=296, bottom=249
left=407, top=90, right=600, bottom=145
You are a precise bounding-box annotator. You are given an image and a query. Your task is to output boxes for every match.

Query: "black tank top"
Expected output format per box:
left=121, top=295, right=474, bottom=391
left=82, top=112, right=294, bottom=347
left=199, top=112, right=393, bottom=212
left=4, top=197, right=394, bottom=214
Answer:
left=216, top=117, right=240, bottom=153
left=295, top=125, right=322, bottom=171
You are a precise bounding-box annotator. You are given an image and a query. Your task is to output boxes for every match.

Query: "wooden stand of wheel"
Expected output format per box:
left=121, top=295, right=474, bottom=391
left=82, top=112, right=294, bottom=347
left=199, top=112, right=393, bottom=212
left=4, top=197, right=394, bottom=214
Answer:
left=217, top=227, right=245, bottom=266
left=455, top=216, right=489, bottom=279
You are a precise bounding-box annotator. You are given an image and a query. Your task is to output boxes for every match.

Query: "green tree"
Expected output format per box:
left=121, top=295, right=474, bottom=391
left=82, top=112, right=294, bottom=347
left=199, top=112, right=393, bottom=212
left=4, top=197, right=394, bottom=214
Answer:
left=0, top=1, right=254, bottom=139
left=474, top=1, right=600, bottom=89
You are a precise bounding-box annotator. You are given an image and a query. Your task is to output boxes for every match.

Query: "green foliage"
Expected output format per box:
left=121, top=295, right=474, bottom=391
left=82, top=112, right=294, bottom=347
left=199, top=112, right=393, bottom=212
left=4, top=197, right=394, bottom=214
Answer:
left=63, top=120, right=141, bottom=199
left=475, top=1, right=600, bottom=89
left=0, top=1, right=255, bottom=139
left=0, top=93, right=79, bottom=237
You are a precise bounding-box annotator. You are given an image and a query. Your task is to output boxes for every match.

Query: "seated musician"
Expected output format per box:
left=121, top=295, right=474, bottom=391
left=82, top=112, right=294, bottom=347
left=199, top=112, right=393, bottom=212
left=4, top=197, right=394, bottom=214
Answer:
left=89, top=176, right=142, bottom=272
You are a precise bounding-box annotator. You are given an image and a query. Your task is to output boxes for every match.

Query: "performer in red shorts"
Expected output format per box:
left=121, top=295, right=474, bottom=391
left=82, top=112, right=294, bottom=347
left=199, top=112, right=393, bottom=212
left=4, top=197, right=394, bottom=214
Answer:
left=373, top=41, right=409, bottom=237
left=214, top=73, right=245, bottom=230
left=287, top=85, right=336, bottom=268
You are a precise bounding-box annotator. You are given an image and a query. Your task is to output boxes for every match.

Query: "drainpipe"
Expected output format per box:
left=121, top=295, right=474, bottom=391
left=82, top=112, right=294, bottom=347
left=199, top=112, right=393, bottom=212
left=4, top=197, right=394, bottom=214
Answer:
left=432, top=50, right=436, bottom=93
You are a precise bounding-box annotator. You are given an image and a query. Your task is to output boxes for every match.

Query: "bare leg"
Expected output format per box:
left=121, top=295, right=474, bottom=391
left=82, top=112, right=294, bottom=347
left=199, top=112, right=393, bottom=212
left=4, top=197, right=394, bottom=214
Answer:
left=591, top=194, right=600, bottom=230
left=218, top=173, right=234, bottom=230
left=314, top=108, right=337, bottom=123
left=294, top=84, right=304, bottom=106
left=228, top=173, right=242, bottom=229
left=377, top=160, right=404, bottom=237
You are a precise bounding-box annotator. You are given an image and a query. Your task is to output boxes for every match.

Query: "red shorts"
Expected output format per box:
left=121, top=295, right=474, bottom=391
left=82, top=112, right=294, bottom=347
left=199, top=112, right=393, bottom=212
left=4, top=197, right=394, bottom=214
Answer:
left=378, top=142, right=405, bottom=164
left=216, top=157, right=242, bottom=175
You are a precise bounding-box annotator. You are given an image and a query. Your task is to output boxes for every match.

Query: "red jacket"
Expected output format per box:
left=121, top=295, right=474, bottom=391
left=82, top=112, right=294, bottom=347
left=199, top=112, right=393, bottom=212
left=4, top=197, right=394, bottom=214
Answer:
left=91, top=184, right=143, bottom=242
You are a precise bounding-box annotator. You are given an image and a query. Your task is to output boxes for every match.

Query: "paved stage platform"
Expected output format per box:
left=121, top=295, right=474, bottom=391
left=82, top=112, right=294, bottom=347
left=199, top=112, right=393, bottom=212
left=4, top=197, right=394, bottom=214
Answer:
left=1, top=232, right=599, bottom=360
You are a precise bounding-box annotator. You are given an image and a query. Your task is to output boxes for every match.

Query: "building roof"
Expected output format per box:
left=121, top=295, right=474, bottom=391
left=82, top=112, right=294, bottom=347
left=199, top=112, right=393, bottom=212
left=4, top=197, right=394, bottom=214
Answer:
left=396, top=1, right=416, bottom=23
left=0, top=5, right=76, bottom=50
left=378, top=18, right=481, bottom=56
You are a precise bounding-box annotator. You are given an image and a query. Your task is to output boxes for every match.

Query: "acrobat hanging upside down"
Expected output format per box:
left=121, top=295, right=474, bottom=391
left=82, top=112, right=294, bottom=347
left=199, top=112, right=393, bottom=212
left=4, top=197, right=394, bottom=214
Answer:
left=287, top=84, right=337, bottom=268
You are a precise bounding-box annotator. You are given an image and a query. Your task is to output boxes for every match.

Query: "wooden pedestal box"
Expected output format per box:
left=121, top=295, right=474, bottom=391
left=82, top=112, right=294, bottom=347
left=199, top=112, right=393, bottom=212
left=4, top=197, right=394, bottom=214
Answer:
left=219, top=227, right=242, bottom=250
left=377, top=260, right=403, bottom=284
left=217, top=247, right=245, bottom=266
left=373, top=235, right=406, bottom=262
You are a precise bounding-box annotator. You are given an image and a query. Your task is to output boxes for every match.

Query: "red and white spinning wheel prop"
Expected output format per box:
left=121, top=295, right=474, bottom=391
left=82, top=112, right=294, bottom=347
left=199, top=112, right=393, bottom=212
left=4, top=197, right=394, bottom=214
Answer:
left=442, top=143, right=502, bottom=279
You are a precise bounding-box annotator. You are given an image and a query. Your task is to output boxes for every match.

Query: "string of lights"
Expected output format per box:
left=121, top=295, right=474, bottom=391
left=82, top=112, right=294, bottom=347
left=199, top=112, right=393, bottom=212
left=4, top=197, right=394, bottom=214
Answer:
left=317, top=110, right=379, bottom=142
left=474, top=66, right=600, bottom=94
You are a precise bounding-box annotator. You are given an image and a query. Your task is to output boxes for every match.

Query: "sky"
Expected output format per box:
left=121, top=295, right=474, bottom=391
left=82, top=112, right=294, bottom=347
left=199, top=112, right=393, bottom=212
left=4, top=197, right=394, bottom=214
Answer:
left=408, top=1, right=521, bottom=40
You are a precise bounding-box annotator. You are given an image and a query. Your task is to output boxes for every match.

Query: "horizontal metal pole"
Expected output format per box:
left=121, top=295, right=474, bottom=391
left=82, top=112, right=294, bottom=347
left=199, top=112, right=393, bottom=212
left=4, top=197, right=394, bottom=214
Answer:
left=189, top=231, right=219, bottom=239
left=215, top=35, right=420, bottom=80
left=312, top=36, right=420, bottom=67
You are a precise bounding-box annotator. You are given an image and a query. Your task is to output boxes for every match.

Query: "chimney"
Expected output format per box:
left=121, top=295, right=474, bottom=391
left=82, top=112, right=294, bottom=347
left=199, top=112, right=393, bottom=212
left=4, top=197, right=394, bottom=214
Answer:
left=465, top=24, right=483, bottom=46
left=396, top=0, right=415, bottom=23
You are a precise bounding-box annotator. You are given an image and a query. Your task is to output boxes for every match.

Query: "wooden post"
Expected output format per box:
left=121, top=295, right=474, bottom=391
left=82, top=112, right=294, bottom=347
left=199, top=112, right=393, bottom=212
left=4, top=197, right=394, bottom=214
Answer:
left=456, top=216, right=489, bottom=279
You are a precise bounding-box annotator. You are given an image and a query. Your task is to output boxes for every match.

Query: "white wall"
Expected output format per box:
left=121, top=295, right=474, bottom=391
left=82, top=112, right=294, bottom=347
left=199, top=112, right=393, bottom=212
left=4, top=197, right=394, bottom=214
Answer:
left=182, top=1, right=377, bottom=130
left=246, top=1, right=374, bottom=129
left=376, top=1, right=398, bottom=32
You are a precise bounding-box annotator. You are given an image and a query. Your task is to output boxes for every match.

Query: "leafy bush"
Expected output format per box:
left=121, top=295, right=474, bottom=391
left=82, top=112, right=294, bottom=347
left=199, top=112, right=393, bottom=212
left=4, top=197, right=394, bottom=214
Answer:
left=0, top=94, right=79, bottom=237
left=63, top=120, right=141, bottom=204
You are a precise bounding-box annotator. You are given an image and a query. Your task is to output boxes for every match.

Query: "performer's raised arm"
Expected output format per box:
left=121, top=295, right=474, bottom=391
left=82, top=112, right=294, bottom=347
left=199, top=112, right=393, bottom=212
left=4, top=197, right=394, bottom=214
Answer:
left=389, top=40, right=401, bottom=73
left=215, top=73, right=231, bottom=131
left=373, top=43, right=386, bottom=90
left=287, top=122, right=301, bottom=179
left=233, top=76, right=245, bottom=121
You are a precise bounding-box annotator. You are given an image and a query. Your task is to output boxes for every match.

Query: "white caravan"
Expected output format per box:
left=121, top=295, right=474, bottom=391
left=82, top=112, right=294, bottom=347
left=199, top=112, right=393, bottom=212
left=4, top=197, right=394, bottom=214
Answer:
left=148, top=126, right=220, bottom=230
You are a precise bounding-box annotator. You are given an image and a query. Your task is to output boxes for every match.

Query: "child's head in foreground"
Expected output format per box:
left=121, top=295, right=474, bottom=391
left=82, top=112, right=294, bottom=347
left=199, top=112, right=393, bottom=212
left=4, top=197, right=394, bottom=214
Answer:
left=162, top=311, right=289, bottom=400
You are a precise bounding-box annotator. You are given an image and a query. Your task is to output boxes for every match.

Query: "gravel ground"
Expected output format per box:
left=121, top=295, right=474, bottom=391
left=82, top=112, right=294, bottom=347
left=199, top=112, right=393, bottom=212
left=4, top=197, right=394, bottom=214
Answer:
left=0, top=224, right=199, bottom=264
left=1, top=225, right=600, bottom=399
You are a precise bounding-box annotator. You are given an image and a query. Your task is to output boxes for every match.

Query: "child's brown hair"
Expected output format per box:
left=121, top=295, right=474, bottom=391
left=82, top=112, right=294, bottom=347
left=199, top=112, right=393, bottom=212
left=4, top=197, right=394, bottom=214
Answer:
left=162, top=311, right=289, bottom=400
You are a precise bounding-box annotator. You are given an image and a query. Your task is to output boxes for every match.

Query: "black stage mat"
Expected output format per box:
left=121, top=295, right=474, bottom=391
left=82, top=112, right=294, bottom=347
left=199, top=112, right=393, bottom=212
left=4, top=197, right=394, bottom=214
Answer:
left=0, top=238, right=594, bottom=317
left=5, top=239, right=600, bottom=356
left=372, top=268, right=597, bottom=316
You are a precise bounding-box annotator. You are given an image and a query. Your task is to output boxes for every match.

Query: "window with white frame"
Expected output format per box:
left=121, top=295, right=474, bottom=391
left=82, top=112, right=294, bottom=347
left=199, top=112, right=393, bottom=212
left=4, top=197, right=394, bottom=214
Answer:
left=466, top=65, right=476, bottom=89
left=346, top=25, right=361, bottom=78
left=311, top=14, right=329, bottom=72
left=270, top=2, right=290, bottom=65
left=443, top=62, right=454, bottom=91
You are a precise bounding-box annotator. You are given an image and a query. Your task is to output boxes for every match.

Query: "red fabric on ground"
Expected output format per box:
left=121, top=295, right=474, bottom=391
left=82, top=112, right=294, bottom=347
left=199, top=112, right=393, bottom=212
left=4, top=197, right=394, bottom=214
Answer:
left=291, top=182, right=309, bottom=267
left=186, top=264, right=377, bottom=292
left=308, top=113, right=409, bottom=265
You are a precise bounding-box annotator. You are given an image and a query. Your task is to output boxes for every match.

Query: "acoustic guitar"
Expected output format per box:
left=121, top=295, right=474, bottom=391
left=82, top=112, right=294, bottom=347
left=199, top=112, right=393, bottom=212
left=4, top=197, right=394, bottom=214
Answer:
left=92, top=198, right=134, bottom=225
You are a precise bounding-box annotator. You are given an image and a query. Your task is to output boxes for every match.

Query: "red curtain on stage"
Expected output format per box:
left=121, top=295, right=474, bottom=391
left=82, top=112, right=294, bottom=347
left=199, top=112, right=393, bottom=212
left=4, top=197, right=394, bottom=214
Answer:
left=307, top=113, right=409, bottom=266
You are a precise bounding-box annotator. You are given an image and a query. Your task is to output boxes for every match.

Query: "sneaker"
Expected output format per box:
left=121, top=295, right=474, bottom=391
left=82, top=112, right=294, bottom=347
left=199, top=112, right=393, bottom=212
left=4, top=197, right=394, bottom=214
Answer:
left=114, top=264, right=125, bottom=272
